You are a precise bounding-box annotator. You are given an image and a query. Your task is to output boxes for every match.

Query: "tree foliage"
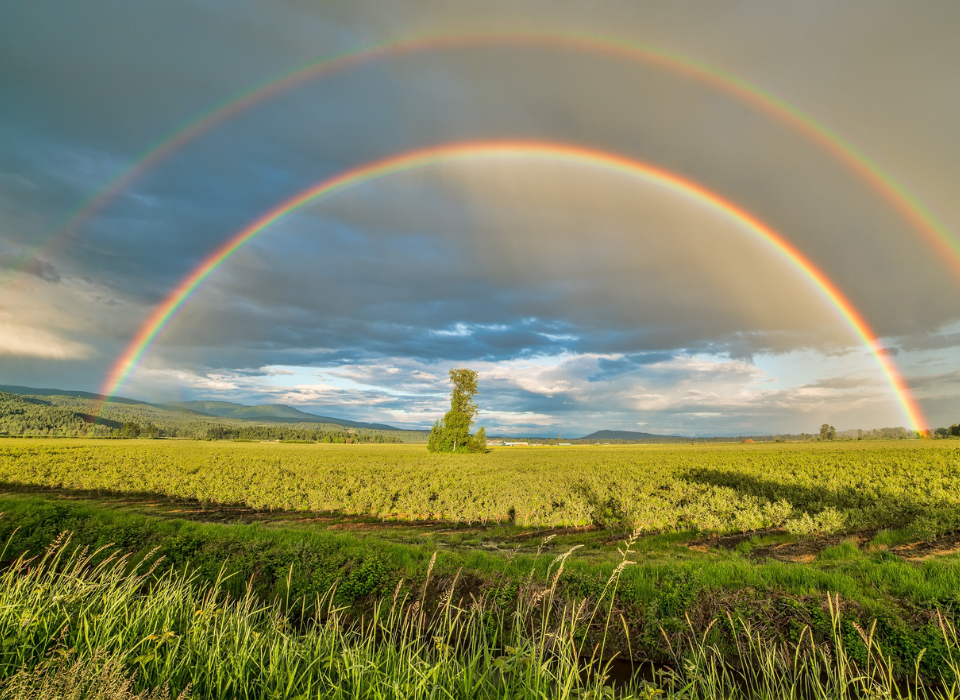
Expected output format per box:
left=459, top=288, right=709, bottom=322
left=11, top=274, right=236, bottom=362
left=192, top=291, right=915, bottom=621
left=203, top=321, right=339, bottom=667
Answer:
left=427, top=369, right=487, bottom=453
left=118, top=421, right=141, bottom=438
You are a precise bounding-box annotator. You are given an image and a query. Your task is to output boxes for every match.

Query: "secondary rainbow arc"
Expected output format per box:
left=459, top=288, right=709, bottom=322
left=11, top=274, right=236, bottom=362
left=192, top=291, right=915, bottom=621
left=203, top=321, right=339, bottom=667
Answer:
left=99, top=141, right=928, bottom=431
left=8, top=29, right=959, bottom=288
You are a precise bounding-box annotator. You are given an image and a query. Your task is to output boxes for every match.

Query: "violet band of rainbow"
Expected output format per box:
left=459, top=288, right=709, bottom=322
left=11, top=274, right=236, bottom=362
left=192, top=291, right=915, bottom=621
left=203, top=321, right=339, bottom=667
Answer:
left=9, top=30, right=958, bottom=288
left=98, top=141, right=928, bottom=431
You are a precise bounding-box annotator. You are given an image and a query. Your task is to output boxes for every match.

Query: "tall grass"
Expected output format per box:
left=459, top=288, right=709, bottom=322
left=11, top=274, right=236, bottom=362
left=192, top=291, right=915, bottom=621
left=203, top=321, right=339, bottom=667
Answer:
left=0, top=535, right=958, bottom=699
left=663, top=598, right=960, bottom=699
left=0, top=650, right=188, bottom=700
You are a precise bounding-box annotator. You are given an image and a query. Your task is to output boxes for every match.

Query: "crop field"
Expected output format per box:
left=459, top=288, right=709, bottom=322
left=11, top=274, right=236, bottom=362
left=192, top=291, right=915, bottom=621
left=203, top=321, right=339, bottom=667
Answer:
left=2, top=439, right=960, bottom=537
left=2, top=438, right=960, bottom=698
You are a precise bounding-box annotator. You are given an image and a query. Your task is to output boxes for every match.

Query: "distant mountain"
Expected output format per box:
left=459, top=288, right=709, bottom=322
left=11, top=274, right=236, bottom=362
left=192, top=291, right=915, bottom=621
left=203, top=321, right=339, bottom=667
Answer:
left=0, top=385, right=209, bottom=415
left=0, top=386, right=402, bottom=432
left=578, top=429, right=689, bottom=442
left=171, top=400, right=247, bottom=416
left=170, top=400, right=399, bottom=431
left=1, top=384, right=142, bottom=406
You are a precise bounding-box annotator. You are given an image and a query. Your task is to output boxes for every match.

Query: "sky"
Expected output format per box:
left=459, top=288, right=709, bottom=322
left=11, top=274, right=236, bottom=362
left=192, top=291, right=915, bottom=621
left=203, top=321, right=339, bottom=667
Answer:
left=1, top=1, right=959, bottom=436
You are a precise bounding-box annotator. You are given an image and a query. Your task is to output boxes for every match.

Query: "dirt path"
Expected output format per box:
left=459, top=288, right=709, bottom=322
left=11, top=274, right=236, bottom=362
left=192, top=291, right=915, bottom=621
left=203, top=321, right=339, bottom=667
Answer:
left=0, top=483, right=597, bottom=553
left=5, top=483, right=959, bottom=564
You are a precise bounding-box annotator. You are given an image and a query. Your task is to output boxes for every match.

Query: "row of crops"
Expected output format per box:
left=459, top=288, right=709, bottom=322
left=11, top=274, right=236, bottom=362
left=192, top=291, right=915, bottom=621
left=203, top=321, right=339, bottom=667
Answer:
left=2, top=439, right=959, bottom=536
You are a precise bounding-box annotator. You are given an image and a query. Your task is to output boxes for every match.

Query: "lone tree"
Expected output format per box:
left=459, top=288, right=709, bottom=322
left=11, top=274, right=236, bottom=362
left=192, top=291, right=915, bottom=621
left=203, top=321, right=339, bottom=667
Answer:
left=428, top=368, right=486, bottom=453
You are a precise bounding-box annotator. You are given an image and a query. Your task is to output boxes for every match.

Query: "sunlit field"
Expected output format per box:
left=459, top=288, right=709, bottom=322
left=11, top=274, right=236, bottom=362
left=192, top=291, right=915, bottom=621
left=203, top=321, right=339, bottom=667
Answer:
left=3, top=439, right=959, bottom=535
left=1, top=439, right=960, bottom=697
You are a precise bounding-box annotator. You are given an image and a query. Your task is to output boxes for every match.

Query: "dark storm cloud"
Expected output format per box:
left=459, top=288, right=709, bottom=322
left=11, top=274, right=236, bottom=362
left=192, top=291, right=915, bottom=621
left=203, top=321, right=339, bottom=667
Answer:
left=802, top=376, right=884, bottom=390
left=141, top=159, right=865, bottom=370
left=906, top=370, right=960, bottom=391
left=588, top=353, right=678, bottom=382
left=900, top=332, right=960, bottom=353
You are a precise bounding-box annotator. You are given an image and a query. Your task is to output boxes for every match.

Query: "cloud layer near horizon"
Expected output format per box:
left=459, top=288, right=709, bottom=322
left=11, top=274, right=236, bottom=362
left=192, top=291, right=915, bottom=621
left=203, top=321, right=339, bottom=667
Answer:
left=2, top=0, right=959, bottom=434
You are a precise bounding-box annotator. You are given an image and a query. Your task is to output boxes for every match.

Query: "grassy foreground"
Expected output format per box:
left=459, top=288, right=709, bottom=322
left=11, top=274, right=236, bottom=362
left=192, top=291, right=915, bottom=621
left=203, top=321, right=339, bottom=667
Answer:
left=1, top=533, right=959, bottom=699
left=2, top=439, right=960, bottom=696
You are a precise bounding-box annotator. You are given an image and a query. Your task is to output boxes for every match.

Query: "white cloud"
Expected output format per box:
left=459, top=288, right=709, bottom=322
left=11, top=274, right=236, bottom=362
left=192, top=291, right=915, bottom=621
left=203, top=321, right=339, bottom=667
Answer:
left=477, top=409, right=556, bottom=428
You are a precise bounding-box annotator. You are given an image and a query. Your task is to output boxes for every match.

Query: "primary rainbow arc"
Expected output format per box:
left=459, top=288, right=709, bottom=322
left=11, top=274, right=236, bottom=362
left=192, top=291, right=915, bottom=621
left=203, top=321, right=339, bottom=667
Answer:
left=100, top=140, right=927, bottom=431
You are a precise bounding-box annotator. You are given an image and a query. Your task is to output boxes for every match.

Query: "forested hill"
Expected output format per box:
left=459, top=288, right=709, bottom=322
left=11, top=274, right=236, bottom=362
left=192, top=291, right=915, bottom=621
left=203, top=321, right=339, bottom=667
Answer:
left=0, top=386, right=398, bottom=431
left=0, top=386, right=421, bottom=441
left=0, top=391, right=121, bottom=436
left=0, top=384, right=154, bottom=406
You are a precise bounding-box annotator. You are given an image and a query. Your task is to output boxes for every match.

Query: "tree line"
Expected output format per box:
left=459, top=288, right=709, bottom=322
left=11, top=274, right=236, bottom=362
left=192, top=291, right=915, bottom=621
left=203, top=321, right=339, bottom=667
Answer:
left=197, top=423, right=401, bottom=443
left=78, top=420, right=403, bottom=443
left=932, top=424, right=960, bottom=439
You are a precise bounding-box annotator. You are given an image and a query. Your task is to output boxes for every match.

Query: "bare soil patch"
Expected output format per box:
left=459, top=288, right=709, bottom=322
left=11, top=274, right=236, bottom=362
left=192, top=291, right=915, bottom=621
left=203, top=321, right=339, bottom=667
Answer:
left=890, top=531, right=960, bottom=561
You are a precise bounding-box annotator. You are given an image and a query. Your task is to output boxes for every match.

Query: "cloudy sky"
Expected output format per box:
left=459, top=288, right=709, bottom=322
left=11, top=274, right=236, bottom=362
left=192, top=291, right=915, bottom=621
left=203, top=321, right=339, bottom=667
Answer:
left=2, top=1, right=959, bottom=436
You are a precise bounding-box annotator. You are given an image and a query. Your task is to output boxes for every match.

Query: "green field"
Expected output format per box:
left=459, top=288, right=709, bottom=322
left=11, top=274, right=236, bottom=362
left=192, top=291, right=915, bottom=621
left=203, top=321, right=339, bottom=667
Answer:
left=1, top=439, right=960, bottom=698
left=3, top=439, right=960, bottom=535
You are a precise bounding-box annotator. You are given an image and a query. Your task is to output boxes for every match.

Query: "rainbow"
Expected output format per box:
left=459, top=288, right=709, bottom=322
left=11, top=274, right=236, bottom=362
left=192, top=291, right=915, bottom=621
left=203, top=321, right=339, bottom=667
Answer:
left=9, top=29, right=959, bottom=287
left=99, top=141, right=928, bottom=431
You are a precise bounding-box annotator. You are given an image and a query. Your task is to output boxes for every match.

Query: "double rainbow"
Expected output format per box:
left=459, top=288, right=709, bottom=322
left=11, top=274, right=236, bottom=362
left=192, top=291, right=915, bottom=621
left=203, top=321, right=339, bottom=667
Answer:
left=8, top=29, right=959, bottom=287
left=99, top=141, right=928, bottom=431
